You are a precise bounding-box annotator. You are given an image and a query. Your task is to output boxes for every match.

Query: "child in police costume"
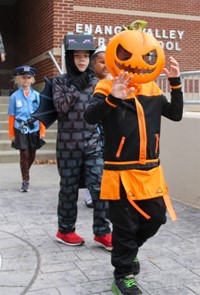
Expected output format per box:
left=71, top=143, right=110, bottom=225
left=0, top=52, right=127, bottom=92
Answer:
left=52, top=33, right=112, bottom=249
left=84, top=26, right=183, bottom=295
left=8, top=66, right=46, bottom=192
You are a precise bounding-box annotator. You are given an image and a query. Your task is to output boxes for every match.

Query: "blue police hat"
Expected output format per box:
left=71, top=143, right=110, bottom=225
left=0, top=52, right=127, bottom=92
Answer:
left=15, top=65, right=36, bottom=76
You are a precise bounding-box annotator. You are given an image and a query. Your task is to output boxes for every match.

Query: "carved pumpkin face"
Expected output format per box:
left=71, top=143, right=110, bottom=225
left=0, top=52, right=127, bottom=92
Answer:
left=105, top=24, right=165, bottom=85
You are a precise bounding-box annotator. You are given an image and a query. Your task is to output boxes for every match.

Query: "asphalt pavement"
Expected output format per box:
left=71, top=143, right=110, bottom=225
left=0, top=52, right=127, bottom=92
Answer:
left=0, top=163, right=200, bottom=295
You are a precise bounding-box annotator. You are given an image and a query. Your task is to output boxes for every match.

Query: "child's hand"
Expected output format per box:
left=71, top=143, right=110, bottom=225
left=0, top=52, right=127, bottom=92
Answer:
left=0, top=53, right=6, bottom=62
left=72, top=72, right=88, bottom=91
left=10, top=136, right=15, bottom=142
left=111, top=71, right=135, bottom=100
left=163, top=56, right=180, bottom=78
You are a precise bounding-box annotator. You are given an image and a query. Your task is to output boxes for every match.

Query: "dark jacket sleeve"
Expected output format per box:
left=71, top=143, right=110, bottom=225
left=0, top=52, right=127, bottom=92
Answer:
left=84, top=92, right=122, bottom=124
left=161, top=77, right=183, bottom=121
left=52, top=74, right=80, bottom=115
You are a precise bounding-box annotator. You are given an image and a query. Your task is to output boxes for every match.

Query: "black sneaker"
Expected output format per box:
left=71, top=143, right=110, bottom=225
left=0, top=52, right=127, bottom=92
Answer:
left=111, top=274, right=142, bottom=295
left=20, top=181, right=29, bottom=192
left=132, top=257, right=140, bottom=275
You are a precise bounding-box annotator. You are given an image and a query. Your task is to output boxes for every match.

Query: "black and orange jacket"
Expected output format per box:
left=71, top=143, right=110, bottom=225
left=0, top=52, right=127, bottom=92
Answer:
left=84, top=77, right=183, bottom=219
left=85, top=77, right=183, bottom=166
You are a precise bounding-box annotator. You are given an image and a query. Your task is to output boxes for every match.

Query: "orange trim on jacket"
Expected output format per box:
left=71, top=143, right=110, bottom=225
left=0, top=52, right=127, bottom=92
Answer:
left=105, top=159, right=159, bottom=165
left=39, top=122, right=46, bottom=136
left=94, top=79, right=163, bottom=98
left=8, top=115, right=15, bottom=138
left=135, top=97, right=147, bottom=164
left=116, top=136, right=126, bottom=158
left=93, top=79, right=113, bottom=96
left=170, top=84, right=182, bottom=89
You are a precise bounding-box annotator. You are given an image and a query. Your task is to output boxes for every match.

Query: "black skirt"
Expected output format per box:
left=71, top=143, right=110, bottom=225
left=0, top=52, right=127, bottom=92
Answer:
left=11, top=128, right=46, bottom=150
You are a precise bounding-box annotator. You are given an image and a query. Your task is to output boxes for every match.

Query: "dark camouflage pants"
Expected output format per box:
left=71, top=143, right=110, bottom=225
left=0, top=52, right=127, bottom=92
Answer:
left=56, top=146, right=110, bottom=236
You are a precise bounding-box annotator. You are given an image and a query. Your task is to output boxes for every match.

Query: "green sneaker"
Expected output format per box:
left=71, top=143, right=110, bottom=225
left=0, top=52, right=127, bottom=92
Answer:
left=132, top=257, right=140, bottom=275
left=111, top=274, right=142, bottom=295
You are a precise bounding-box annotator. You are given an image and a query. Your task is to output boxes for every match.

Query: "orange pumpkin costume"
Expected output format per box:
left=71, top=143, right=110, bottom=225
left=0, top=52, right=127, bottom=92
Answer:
left=84, top=74, right=183, bottom=287
left=84, top=20, right=183, bottom=291
left=85, top=78, right=183, bottom=220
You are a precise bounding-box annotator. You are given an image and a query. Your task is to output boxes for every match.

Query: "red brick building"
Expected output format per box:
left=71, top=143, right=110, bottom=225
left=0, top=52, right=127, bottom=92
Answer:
left=0, top=0, right=199, bottom=93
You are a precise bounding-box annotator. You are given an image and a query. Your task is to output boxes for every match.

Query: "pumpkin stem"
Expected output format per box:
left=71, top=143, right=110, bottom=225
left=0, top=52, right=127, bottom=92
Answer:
left=122, top=20, right=148, bottom=31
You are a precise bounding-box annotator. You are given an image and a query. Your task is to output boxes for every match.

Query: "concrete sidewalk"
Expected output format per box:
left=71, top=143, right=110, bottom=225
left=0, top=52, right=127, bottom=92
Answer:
left=0, top=163, right=200, bottom=295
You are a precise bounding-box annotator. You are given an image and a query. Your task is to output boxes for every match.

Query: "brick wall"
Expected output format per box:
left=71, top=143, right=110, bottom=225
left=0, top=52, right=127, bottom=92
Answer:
left=0, top=5, right=16, bottom=91
left=0, top=0, right=199, bottom=91
left=1, top=0, right=55, bottom=91
left=53, top=0, right=200, bottom=77
left=72, top=0, right=200, bottom=72
left=14, top=0, right=54, bottom=80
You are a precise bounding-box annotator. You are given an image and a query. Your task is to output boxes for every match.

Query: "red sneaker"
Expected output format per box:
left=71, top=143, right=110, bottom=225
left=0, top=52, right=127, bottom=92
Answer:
left=94, top=233, right=112, bottom=251
left=55, top=230, right=85, bottom=246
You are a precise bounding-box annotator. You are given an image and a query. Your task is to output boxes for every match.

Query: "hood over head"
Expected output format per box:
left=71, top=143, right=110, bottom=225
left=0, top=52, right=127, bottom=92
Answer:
left=64, top=33, right=95, bottom=83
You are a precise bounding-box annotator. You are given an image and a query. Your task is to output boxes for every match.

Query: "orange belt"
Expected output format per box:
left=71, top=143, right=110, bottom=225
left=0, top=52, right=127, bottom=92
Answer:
left=100, top=166, right=177, bottom=221
left=127, top=193, right=177, bottom=221
left=163, top=195, right=177, bottom=221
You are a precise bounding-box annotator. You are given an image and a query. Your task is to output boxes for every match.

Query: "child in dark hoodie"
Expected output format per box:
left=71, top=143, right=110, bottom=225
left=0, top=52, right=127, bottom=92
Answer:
left=52, top=33, right=112, bottom=250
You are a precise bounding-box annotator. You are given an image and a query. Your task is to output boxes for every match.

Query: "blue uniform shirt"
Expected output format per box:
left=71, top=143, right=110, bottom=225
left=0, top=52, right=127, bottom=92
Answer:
left=8, top=87, right=40, bottom=133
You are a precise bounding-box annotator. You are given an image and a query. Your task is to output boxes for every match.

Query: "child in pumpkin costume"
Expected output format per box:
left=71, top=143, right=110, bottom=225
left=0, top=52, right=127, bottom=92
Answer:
left=84, top=21, right=183, bottom=295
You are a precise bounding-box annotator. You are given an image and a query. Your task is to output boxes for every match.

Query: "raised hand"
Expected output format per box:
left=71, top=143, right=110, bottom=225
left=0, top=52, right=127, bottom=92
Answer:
left=0, top=53, right=6, bottom=62
left=111, top=71, right=135, bottom=100
left=10, top=136, right=15, bottom=142
left=163, top=56, right=180, bottom=78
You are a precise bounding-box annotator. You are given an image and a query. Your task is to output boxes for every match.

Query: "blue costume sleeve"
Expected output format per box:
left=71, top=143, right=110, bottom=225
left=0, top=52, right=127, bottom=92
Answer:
left=8, top=94, right=16, bottom=116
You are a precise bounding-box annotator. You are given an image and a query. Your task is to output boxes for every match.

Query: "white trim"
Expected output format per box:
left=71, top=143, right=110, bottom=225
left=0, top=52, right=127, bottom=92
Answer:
left=73, top=6, right=200, bottom=21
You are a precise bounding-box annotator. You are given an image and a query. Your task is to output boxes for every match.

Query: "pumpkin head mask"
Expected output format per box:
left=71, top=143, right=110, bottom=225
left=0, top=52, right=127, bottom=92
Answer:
left=105, top=20, right=165, bottom=85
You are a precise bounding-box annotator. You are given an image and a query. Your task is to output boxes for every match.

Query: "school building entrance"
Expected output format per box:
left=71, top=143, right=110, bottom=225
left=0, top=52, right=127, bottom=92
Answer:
left=0, top=0, right=199, bottom=94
